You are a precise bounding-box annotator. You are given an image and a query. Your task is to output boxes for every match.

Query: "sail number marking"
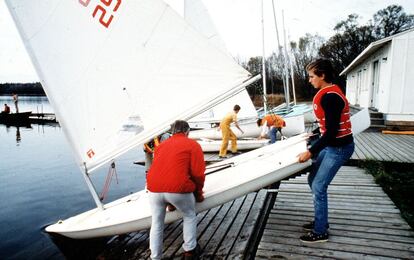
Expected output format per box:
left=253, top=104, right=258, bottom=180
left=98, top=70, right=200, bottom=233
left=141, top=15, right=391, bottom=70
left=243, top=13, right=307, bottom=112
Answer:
left=79, top=0, right=122, bottom=28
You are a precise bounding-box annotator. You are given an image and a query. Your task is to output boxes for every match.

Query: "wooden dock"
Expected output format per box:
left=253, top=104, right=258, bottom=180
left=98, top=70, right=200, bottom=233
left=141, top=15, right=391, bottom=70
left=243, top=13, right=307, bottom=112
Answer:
left=352, top=132, right=414, bottom=163
left=97, top=190, right=270, bottom=259
left=256, top=166, right=414, bottom=259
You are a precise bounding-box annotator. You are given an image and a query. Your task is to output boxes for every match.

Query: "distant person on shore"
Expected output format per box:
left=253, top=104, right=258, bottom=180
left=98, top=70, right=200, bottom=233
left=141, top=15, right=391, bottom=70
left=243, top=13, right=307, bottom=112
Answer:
left=218, top=105, right=244, bottom=159
left=146, top=120, right=205, bottom=260
left=257, top=114, right=286, bottom=144
left=297, top=59, right=354, bottom=243
left=12, top=93, right=19, bottom=113
left=2, top=104, right=11, bottom=114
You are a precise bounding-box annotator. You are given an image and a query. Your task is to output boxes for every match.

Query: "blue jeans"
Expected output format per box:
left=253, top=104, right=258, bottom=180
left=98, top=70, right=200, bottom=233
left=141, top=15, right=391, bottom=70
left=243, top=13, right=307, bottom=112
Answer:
left=308, top=142, right=354, bottom=234
left=269, top=127, right=277, bottom=144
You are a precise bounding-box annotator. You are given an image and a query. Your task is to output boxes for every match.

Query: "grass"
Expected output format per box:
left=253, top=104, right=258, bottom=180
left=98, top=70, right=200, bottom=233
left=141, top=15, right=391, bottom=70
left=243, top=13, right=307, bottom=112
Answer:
left=361, top=160, right=414, bottom=229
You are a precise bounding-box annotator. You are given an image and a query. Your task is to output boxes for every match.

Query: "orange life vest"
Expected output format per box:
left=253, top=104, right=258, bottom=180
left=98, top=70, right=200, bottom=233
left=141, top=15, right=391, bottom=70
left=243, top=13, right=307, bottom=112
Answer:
left=262, top=114, right=285, bottom=128
left=144, top=137, right=160, bottom=154
left=313, top=85, right=352, bottom=138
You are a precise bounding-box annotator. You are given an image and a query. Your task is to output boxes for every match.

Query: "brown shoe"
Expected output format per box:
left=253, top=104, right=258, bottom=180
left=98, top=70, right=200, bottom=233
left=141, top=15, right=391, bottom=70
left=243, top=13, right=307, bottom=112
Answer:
left=182, top=244, right=201, bottom=260
left=166, top=203, right=176, bottom=212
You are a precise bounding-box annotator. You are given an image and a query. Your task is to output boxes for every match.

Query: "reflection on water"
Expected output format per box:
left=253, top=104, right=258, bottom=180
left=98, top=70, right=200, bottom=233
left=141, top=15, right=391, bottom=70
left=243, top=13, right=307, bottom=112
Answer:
left=0, top=97, right=146, bottom=259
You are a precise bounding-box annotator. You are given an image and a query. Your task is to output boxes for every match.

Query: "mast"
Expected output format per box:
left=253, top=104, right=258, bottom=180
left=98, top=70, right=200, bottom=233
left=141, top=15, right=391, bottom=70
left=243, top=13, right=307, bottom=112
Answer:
left=271, top=0, right=287, bottom=108
left=287, top=30, right=297, bottom=105
left=261, top=0, right=267, bottom=114
left=282, top=10, right=290, bottom=110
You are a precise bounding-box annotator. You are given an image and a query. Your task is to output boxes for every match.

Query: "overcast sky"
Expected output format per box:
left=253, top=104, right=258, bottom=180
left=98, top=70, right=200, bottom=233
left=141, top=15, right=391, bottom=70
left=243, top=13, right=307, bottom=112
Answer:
left=1, top=0, right=413, bottom=83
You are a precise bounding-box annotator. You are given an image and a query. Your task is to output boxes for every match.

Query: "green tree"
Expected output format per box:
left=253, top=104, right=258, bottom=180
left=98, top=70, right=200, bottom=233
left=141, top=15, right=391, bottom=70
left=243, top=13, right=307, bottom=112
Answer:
left=373, top=5, right=414, bottom=38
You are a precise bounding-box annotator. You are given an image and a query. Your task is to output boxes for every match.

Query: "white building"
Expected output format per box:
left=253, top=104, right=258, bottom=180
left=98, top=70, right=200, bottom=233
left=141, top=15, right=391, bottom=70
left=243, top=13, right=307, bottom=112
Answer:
left=340, top=28, right=414, bottom=127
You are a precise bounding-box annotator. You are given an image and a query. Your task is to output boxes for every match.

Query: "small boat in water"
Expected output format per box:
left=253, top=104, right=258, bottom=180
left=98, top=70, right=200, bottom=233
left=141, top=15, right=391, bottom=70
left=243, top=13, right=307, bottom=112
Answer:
left=0, top=111, right=32, bottom=124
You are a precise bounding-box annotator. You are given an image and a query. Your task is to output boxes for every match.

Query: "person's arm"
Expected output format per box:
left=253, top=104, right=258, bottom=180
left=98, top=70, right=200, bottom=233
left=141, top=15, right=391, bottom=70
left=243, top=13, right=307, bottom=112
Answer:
left=298, top=94, right=344, bottom=162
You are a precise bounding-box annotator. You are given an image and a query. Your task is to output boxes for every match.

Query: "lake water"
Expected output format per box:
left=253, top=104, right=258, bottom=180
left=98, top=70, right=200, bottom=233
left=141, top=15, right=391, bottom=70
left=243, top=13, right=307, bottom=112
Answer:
left=0, top=96, right=147, bottom=259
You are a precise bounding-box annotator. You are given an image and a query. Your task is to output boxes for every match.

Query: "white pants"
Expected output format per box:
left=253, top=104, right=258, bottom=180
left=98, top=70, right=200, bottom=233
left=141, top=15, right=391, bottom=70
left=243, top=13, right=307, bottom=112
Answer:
left=149, top=192, right=197, bottom=260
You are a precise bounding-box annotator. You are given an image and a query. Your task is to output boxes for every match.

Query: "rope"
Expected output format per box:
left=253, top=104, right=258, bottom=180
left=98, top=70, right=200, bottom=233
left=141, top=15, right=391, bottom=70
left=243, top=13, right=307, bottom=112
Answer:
left=100, top=161, right=119, bottom=201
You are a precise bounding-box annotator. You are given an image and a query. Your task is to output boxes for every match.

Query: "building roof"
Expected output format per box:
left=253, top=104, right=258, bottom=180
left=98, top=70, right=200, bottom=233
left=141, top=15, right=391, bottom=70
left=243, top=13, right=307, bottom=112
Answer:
left=340, top=28, right=414, bottom=76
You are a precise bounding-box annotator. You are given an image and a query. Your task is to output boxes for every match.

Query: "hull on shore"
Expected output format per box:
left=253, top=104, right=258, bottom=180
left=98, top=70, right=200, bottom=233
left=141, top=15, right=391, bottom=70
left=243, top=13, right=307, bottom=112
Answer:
left=45, top=134, right=310, bottom=239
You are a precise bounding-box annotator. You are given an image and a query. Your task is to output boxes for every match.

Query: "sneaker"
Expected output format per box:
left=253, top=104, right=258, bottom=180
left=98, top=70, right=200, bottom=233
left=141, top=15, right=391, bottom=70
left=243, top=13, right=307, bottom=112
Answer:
left=231, top=151, right=242, bottom=155
left=302, top=221, right=329, bottom=231
left=183, top=244, right=201, bottom=260
left=300, top=231, right=329, bottom=243
left=218, top=156, right=228, bottom=159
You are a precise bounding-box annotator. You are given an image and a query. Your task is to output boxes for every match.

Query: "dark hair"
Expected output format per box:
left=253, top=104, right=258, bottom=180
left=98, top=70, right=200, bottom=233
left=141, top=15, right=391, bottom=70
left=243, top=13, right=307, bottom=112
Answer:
left=233, top=104, right=241, bottom=111
left=306, top=59, right=336, bottom=83
left=170, top=120, right=190, bottom=134
left=257, top=118, right=262, bottom=127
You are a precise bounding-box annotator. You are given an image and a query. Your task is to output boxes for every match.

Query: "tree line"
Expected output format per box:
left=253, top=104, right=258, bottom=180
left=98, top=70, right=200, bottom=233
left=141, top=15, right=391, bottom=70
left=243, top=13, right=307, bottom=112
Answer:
left=242, top=5, right=414, bottom=104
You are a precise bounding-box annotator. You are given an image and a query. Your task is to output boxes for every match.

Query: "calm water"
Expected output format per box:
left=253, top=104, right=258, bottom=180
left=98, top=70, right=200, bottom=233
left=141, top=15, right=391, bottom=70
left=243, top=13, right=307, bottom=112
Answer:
left=0, top=96, right=147, bottom=259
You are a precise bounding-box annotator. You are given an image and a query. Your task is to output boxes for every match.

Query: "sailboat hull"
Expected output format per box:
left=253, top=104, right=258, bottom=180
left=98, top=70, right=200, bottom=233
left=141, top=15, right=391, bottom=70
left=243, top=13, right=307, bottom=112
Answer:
left=197, top=138, right=269, bottom=152
left=45, top=134, right=310, bottom=239
left=189, top=114, right=305, bottom=140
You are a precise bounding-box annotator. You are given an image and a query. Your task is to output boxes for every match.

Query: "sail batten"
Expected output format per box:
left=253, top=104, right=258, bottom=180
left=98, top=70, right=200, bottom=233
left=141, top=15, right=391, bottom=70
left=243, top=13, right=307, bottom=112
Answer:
left=6, top=0, right=255, bottom=172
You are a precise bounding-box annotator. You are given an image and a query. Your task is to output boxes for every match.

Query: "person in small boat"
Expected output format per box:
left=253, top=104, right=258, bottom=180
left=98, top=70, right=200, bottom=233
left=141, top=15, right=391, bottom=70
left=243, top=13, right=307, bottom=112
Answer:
left=218, top=104, right=244, bottom=159
left=257, top=113, right=285, bottom=143
left=146, top=120, right=205, bottom=260
left=298, top=59, right=354, bottom=243
left=12, top=93, right=19, bottom=113
left=1, top=104, right=10, bottom=114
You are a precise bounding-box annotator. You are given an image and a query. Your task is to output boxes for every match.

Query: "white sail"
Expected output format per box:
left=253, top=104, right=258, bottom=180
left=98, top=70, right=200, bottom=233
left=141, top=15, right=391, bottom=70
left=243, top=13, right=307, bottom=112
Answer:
left=183, top=0, right=258, bottom=123
left=6, top=0, right=256, bottom=172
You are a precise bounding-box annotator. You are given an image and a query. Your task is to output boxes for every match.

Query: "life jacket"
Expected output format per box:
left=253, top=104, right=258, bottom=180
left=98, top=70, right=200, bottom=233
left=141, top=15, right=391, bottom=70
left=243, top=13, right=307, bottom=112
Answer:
left=262, top=114, right=285, bottom=128
left=143, top=137, right=160, bottom=154
left=313, top=85, right=352, bottom=138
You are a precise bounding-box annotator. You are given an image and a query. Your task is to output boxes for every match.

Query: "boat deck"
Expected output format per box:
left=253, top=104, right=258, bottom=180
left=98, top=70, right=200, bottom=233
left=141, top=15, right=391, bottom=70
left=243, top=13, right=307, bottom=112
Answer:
left=256, top=166, right=414, bottom=259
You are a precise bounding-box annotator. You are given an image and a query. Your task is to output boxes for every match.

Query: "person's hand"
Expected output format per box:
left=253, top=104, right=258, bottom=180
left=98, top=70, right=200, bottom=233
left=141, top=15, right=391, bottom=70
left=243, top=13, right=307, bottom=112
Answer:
left=194, top=191, right=204, bottom=202
left=298, top=150, right=312, bottom=163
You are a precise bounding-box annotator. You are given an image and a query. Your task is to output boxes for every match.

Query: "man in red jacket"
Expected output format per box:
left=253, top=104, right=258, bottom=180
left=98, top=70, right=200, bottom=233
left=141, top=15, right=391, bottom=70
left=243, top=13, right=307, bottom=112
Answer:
left=147, top=120, right=205, bottom=260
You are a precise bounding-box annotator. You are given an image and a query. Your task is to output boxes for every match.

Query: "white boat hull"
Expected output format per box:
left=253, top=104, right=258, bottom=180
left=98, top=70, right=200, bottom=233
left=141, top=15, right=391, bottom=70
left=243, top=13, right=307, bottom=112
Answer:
left=189, top=114, right=305, bottom=140
left=45, top=134, right=310, bottom=239
left=197, top=138, right=269, bottom=152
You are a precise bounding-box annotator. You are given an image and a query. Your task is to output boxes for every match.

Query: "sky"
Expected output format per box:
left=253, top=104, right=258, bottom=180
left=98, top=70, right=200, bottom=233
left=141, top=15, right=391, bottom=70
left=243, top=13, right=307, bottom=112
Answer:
left=1, top=0, right=413, bottom=83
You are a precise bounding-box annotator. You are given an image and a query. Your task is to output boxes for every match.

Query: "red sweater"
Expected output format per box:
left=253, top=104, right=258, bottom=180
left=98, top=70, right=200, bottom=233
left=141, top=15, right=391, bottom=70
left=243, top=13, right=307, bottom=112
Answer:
left=147, top=133, right=205, bottom=194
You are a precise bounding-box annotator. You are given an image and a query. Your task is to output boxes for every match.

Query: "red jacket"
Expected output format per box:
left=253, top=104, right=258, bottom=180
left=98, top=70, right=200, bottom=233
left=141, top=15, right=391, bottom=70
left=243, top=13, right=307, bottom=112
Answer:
left=147, top=133, right=205, bottom=194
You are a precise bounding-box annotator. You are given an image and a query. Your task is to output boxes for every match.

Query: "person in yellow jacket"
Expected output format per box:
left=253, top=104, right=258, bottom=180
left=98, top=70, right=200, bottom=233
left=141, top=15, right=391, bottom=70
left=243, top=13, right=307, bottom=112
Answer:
left=218, top=105, right=244, bottom=158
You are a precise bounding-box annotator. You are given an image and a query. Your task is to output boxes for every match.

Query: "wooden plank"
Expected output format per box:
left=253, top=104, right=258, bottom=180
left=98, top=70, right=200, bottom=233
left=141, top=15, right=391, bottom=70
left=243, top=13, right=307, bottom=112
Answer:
left=257, top=241, right=395, bottom=260
left=201, top=196, right=246, bottom=258
left=267, top=213, right=411, bottom=234
left=260, top=234, right=414, bottom=259
left=269, top=210, right=411, bottom=227
left=265, top=223, right=414, bottom=244
left=227, top=190, right=268, bottom=259
left=214, top=192, right=257, bottom=257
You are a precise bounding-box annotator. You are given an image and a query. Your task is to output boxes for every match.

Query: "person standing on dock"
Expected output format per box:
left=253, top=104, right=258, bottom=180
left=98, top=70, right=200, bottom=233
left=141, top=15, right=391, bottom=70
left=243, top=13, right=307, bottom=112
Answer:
left=146, top=120, right=205, bottom=260
left=218, top=104, right=244, bottom=159
left=12, top=93, right=19, bottom=113
left=298, top=59, right=354, bottom=243
left=257, top=113, right=285, bottom=144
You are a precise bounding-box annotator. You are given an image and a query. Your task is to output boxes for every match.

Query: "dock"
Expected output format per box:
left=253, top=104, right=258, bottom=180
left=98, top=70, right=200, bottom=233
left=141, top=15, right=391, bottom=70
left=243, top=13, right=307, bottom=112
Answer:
left=256, top=166, right=414, bottom=259
left=92, top=131, right=414, bottom=259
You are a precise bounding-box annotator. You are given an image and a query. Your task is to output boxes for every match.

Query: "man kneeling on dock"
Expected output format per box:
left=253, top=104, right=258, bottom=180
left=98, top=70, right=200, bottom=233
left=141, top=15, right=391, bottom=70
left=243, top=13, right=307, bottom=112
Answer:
left=146, top=120, right=205, bottom=259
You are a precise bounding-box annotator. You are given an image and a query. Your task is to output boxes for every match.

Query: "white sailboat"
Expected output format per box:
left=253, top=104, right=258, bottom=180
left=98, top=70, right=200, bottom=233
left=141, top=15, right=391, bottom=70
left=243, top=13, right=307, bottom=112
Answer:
left=6, top=0, right=311, bottom=239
